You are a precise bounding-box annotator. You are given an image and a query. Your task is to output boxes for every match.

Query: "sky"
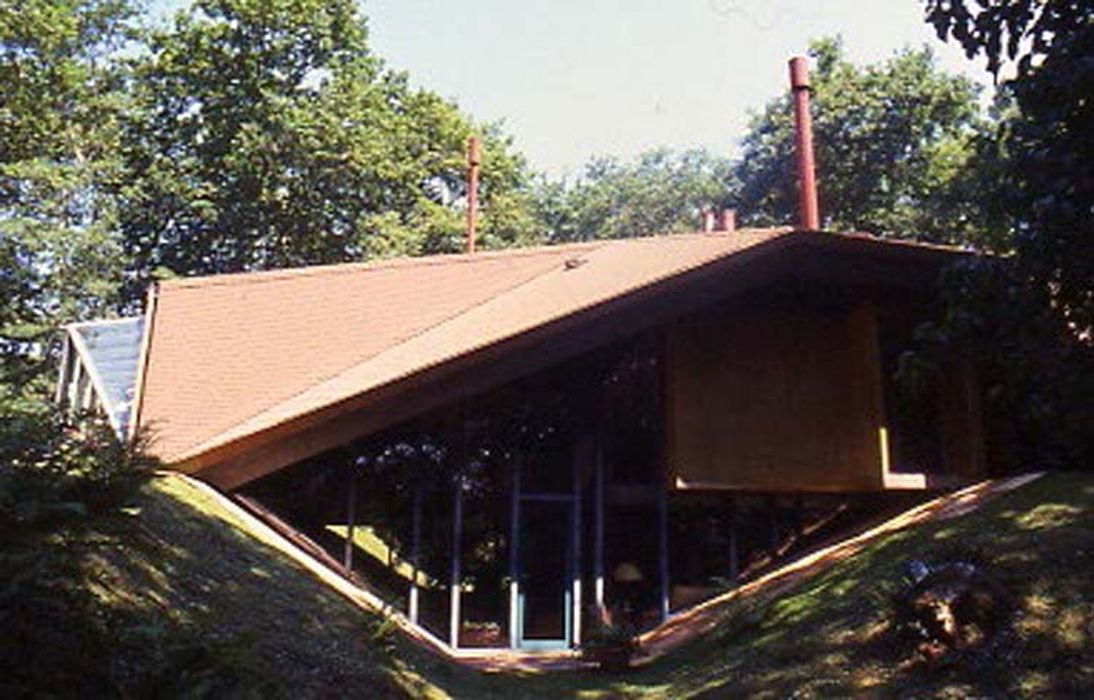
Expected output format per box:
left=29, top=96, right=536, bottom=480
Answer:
left=148, top=1, right=996, bottom=180
left=364, top=0, right=995, bottom=179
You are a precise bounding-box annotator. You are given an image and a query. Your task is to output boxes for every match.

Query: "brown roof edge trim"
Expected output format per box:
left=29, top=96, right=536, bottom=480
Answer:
left=178, top=232, right=809, bottom=476
left=805, top=230, right=975, bottom=259
left=127, top=283, right=159, bottom=443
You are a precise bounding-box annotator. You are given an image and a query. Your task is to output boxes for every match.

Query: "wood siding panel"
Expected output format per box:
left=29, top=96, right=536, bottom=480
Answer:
left=667, top=304, right=886, bottom=492
left=938, top=360, right=986, bottom=479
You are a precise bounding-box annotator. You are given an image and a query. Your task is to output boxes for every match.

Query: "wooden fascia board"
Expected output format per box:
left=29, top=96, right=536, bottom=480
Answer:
left=789, top=235, right=963, bottom=291
left=128, top=283, right=158, bottom=443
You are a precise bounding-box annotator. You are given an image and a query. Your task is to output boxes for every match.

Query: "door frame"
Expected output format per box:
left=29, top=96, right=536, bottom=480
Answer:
left=509, top=455, right=582, bottom=650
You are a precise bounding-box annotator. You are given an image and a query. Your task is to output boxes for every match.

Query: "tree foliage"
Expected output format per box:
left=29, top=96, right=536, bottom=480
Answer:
left=732, top=37, right=989, bottom=244
left=0, top=0, right=133, bottom=394
left=925, top=0, right=1093, bottom=336
left=118, top=0, right=538, bottom=300
left=534, top=148, right=733, bottom=242
left=915, top=1, right=1093, bottom=468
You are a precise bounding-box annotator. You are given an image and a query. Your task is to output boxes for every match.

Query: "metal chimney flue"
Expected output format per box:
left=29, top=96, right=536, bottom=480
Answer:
left=465, top=135, right=481, bottom=254
left=700, top=208, right=715, bottom=233
left=716, top=208, right=736, bottom=233
left=788, top=56, right=820, bottom=231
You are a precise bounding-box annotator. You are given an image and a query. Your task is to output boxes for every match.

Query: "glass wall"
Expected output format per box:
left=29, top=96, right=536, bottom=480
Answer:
left=236, top=332, right=672, bottom=649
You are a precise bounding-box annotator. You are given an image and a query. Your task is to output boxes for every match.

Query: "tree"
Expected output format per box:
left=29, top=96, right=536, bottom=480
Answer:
left=925, top=0, right=1093, bottom=337
left=119, top=0, right=538, bottom=299
left=916, top=1, right=1094, bottom=469
left=0, top=0, right=134, bottom=399
left=732, top=37, right=990, bottom=245
left=534, top=148, right=733, bottom=242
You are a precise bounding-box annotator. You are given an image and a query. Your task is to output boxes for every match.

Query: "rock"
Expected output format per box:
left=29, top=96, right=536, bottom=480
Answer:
left=907, top=561, right=1006, bottom=652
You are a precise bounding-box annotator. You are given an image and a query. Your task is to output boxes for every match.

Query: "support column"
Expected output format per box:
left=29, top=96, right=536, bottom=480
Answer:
left=792, top=494, right=804, bottom=542
left=508, top=454, right=521, bottom=650
left=343, top=468, right=357, bottom=570
left=80, top=366, right=95, bottom=412
left=768, top=495, right=780, bottom=554
left=657, top=483, right=670, bottom=623
left=593, top=444, right=606, bottom=619
left=55, top=336, right=71, bottom=405
left=73, top=362, right=88, bottom=412
left=571, top=445, right=583, bottom=646
left=727, top=497, right=739, bottom=583
left=940, top=358, right=986, bottom=479
left=408, top=487, right=422, bottom=625
left=449, top=482, right=463, bottom=649
left=72, top=361, right=87, bottom=415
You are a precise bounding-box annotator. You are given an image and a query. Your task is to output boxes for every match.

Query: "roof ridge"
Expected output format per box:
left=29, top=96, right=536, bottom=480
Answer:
left=155, top=230, right=794, bottom=291
left=158, top=239, right=607, bottom=291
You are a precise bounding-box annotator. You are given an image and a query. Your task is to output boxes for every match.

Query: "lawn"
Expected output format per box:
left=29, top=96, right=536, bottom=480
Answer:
left=16, top=471, right=1093, bottom=698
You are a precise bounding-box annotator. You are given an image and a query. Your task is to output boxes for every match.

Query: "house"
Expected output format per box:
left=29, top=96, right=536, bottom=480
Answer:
left=56, top=225, right=984, bottom=653
left=54, top=57, right=985, bottom=656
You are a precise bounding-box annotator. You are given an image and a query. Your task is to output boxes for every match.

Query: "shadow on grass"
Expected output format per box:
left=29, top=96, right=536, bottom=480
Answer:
left=73, top=478, right=427, bottom=697
left=35, top=473, right=1090, bottom=699
left=635, top=473, right=1094, bottom=699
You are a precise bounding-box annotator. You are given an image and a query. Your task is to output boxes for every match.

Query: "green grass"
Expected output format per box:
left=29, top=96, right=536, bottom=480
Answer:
left=72, top=473, right=1094, bottom=697
left=325, top=524, right=436, bottom=587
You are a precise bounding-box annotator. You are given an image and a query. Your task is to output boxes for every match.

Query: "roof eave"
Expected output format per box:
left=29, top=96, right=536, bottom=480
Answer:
left=173, top=231, right=971, bottom=488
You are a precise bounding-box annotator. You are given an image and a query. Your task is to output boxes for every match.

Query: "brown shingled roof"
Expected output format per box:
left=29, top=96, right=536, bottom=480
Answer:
left=134, top=229, right=963, bottom=469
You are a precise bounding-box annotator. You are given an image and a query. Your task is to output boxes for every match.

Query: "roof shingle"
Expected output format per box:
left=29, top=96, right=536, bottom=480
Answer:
left=135, top=228, right=961, bottom=466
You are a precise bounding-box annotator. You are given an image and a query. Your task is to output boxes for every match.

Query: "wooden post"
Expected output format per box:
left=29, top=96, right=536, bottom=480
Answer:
left=571, top=444, right=583, bottom=646
left=67, top=359, right=80, bottom=410
left=55, top=335, right=71, bottom=405
left=658, top=483, right=670, bottom=623
left=449, top=481, right=463, bottom=649
left=792, top=494, right=804, bottom=541
left=940, top=358, right=987, bottom=479
left=508, top=454, right=521, bottom=649
left=73, top=362, right=89, bottom=412
left=768, top=494, right=780, bottom=554
left=408, top=486, right=422, bottom=624
left=727, top=497, right=739, bottom=583
left=343, top=467, right=357, bottom=570
left=80, top=365, right=95, bottom=412
left=593, top=443, right=606, bottom=618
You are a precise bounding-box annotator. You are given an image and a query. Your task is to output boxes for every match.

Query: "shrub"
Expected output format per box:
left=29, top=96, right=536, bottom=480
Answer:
left=0, top=400, right=156, bottom=696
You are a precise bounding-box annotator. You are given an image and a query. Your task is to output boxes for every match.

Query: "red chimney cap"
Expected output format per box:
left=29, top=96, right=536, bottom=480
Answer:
left=467, top=135, right=481, bottom=166
left=789, top=56, right=810, bottom=91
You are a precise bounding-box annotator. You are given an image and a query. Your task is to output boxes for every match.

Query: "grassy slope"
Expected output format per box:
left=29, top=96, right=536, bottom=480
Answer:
left=90, top=473, right=1093, bottom=698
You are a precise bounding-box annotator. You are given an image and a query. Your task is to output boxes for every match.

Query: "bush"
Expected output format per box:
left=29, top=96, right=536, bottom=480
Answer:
left=581, top=621, right=639, bottom=671
left=0, top=400, right=156, bottom=697
left=0, top=404, right=154, bottom=534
